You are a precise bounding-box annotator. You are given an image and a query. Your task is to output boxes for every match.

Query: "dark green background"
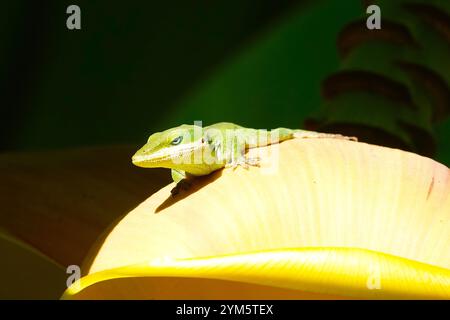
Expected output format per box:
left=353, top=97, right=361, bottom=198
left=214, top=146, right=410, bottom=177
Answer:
left=2, top=1, right=450, bottom=164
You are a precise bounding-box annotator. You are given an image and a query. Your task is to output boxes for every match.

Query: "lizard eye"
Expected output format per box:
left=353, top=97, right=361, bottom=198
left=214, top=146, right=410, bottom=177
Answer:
left=171, top=136, right=183, bottom=145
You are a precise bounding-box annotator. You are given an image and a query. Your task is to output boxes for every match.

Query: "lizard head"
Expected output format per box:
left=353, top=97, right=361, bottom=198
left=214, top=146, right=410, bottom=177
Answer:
left=132, top=124, right=205, bottom=168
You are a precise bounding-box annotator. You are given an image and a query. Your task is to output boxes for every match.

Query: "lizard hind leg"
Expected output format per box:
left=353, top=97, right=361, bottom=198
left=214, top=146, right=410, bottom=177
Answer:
left=225, top=156, right=261, bottom=170
left=244, top=156, right=261, bottom=167
left=224, top=136, right=261, bottom=170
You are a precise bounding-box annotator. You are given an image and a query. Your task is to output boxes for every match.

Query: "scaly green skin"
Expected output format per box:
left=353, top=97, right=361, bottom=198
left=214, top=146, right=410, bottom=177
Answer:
left=132, top=122, right=354, bottom=188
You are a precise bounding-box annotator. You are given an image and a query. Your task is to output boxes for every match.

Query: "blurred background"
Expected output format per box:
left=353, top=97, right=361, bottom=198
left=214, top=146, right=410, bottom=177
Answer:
left=1, top=0, right=449, bottom=298
left=3, top=0, right=448, bottom=162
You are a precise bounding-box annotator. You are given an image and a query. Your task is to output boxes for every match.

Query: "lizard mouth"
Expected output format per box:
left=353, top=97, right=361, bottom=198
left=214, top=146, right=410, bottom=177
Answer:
left=132, top=140, right=206, bottom=167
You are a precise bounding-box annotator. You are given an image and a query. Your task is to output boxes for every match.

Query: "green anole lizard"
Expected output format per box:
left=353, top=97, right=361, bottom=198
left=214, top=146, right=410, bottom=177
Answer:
left=132, top=122, right=356, bottom=194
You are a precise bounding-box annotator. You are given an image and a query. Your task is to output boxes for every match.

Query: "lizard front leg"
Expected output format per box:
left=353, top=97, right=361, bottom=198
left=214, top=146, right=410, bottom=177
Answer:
left=170, top=169, right=191, bottom=195
left=171, top=169, right=186, bottom=183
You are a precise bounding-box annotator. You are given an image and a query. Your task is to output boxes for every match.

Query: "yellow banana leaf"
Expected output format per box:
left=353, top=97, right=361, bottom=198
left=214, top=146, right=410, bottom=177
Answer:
left=62, top=139, right=450, bottom=299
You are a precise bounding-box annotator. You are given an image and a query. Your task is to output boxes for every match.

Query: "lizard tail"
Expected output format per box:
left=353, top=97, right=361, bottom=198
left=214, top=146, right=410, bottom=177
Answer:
left=293, top=130, right=358, bottom=142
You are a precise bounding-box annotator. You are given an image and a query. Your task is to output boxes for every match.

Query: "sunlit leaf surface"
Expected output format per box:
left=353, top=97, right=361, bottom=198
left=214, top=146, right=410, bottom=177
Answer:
left=64, top=139, right=450, bottom=299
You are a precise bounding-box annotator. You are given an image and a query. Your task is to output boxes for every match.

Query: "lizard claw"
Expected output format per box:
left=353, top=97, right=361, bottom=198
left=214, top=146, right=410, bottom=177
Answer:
left=171, top=179, right=192, bottom=196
